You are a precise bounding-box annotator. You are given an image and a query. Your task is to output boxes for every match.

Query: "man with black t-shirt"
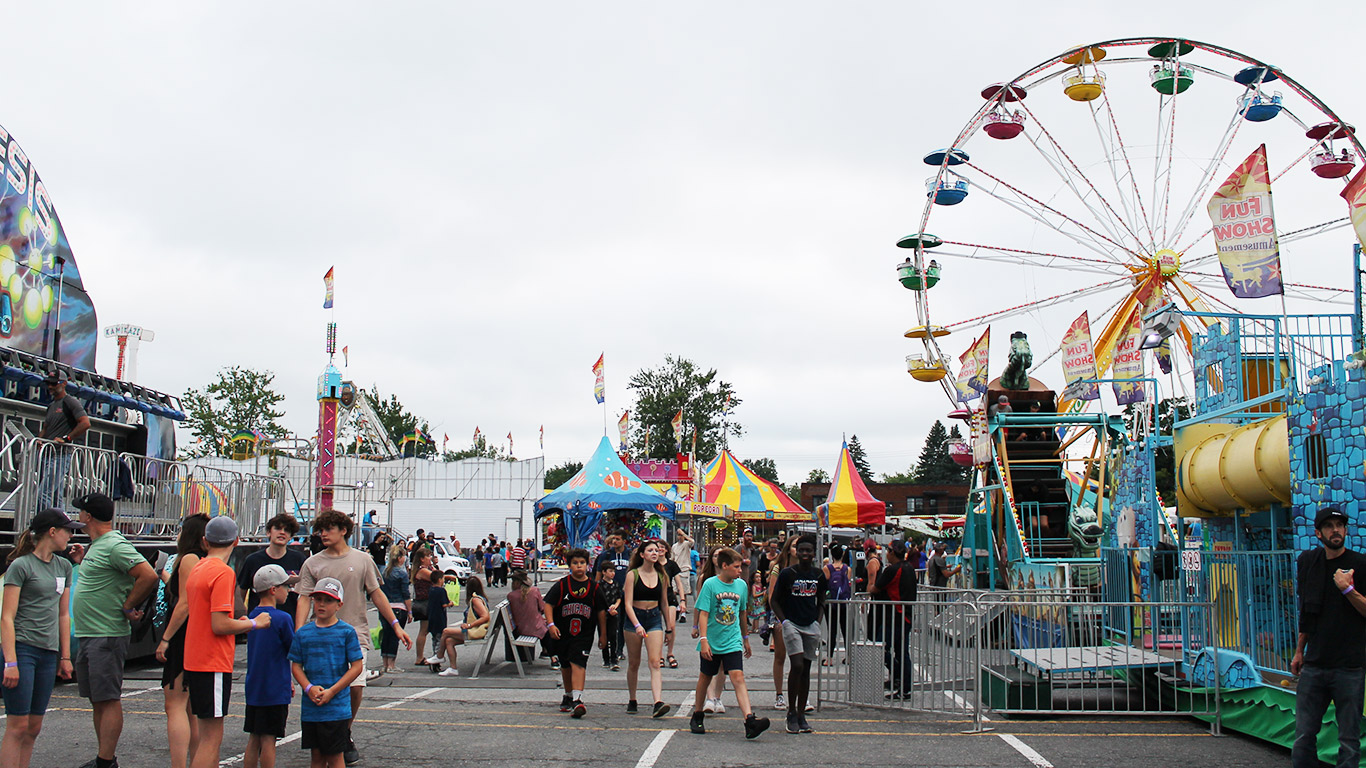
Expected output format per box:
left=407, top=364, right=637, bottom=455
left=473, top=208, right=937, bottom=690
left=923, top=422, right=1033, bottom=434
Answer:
left=872, top=541, right=917, bottom=700
left=771, top=535, right=826, bottom=734
left=236, top=514, right=307, bottom=619
left=1292, top=507, right=1366, bottom=768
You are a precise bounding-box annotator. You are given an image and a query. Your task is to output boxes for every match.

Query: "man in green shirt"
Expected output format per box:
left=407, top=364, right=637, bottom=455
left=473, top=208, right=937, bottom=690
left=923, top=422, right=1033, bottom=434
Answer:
left=69, top=492, right=158, bottom=768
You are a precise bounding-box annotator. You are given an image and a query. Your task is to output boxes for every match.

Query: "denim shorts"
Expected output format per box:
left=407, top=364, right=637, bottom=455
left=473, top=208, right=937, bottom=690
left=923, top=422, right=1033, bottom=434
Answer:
left=1, top=642, right=59, bottom=716
left=634, top=606, right=664, bottom=633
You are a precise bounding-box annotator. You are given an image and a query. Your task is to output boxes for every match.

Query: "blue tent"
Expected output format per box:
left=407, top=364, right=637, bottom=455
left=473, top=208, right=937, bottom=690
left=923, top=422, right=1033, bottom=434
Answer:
left=534, top=437, right=675, bottom=547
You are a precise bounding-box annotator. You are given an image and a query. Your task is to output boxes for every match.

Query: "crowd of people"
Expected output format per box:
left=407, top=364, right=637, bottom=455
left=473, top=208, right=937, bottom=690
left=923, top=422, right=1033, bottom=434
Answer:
left=0, top=493, right=968, bottom=767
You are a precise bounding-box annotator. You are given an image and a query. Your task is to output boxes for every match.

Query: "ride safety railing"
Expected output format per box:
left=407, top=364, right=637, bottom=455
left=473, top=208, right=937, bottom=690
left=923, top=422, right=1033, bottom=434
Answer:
left=7, top=437, right=286, bottom=545
left=815, top=590, right=1223, bottom=732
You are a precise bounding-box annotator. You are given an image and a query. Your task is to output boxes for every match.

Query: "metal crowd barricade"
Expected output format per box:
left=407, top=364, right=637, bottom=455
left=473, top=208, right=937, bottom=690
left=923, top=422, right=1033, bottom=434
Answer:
left=16, top=439, right=120, bottom=531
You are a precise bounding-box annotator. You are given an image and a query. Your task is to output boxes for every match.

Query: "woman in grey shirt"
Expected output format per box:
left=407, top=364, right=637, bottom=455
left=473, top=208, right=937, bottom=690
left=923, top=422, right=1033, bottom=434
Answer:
left=1, top=509, right=84, bottom=768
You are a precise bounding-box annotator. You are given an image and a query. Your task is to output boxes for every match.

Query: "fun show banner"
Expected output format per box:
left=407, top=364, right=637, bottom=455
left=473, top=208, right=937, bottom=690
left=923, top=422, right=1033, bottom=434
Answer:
left=1343, top=165, right=1366, bottom=249
left=1206, top=144, right=1283, bottom=299
left=1112, top=313, right=1145, bottom=405
left=1060, top=311, right=1100, bottom=401
left=617, top=410, right=629, bottom=452
left=0, top=124, right=97, bottom=368
left=954, top=327, right=990, bottom=404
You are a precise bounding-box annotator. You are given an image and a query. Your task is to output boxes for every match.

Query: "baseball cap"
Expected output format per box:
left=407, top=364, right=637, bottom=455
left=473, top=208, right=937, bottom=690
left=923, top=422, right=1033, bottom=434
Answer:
left=72, top=492, right=115, bottom=522
left=1316, top=507, right=1349, bottom=528
left=934, top=540, right=947, bottom=549
left=30, top=508, right=85, bottom=533
left=44, top=370, right=68, bottom=384
left=252, top=563, right=300, bottom=593
left=313, top=577, right=345, bottom=602
left=204, top=516, right=240, bottom=545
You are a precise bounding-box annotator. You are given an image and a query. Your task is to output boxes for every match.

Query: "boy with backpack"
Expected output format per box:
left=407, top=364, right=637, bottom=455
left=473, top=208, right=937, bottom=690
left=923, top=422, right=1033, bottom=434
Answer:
left=689, top=547, right=770, bottom=739
left=289, top=577, right=364, bottom=767
left=244, top=564, right=299, bottom=768
left=771, top=534, right=826, bottom=734
left=542, top=548, right=607, bottom=718
left=597, top=560, right=623, bottom=671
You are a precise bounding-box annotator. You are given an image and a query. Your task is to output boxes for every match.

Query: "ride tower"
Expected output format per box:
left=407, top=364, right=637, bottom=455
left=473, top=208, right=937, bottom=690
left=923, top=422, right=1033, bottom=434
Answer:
left=316, top=322, right=341, bottom=513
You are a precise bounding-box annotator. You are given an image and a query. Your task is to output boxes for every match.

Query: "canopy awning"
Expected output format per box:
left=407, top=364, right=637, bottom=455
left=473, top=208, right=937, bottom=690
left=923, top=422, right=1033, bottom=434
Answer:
left=817, top=441, right=886, bottom=527
left=534, top=437, right=676, bottom=546
left=701, top=449, right=812, bottom=522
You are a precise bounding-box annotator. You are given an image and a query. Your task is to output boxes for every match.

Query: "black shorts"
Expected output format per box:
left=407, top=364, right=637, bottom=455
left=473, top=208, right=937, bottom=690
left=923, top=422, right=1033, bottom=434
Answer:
left=301, top=719, right=351, bottom=756
left=699, top=650, right=744, bottom=677
left=244, top=703, right=289, bottom=737
left=185, top=671, right=232, bottom=719
left=547, top=635, right=593, bottom=668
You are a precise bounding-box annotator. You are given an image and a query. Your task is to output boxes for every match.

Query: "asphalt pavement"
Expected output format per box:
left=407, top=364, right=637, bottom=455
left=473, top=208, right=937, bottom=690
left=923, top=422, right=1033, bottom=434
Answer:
left=11, top=581, right=1291, bottom=767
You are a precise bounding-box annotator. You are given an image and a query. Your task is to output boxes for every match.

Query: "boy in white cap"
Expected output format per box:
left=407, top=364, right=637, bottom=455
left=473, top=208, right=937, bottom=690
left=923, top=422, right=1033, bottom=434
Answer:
left=244, top=564, right=299, bottom=768
left=289, top=577, right=363, bottom=768
left=184, top=516, right=273, bottom=768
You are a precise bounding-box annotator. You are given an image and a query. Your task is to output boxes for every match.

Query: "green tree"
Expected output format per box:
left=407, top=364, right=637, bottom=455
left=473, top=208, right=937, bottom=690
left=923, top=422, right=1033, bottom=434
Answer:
left=913, top=420, right=966, bottom=484
left=441, top=433, right=512, bottom=462
left=181, top=367, right=289, bottom=458
left=881, top=464, right=918, bottom=483
left=626, top=355, right=741, bottom=461
left=742, top=457, right=780, bottom=485
left=805, top=468, right=830, bottom=483
left=363, top=386, right=436, bottom=458
left=847, top=435, right=874, bottom=484
left=544, top=460, right=584, bottom=490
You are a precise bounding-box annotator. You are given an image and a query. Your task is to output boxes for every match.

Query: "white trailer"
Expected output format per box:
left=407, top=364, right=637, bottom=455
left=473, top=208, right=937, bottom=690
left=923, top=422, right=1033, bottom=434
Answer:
left=387, top=498, right=531, bottom=545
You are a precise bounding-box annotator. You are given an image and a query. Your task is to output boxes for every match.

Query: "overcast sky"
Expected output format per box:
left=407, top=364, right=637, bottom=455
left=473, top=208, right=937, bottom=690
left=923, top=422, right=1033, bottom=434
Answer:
left=7, top=2, right=1364, bottom=485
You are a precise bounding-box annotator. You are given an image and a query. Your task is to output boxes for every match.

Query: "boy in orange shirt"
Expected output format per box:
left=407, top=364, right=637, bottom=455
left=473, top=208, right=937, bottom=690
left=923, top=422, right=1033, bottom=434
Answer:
left=184, top=516, right=273, bottom=768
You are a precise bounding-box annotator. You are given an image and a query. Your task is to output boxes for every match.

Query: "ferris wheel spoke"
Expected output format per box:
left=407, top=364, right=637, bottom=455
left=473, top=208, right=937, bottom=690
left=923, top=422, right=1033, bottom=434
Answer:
left=1017, top=98, right=1149, bottom=252
left=963, top=162, right=1141, bottom=262
left=1028, top=290, right=1132, bottom=375
left=943, top=277, right=1132, bottom=332
left=1156, top=95, right=1180, bottom=244
left=1165, top=103, right=1247, bottom=249
left=936, top=243, right=1127, bottom=275
left=1019, top=126, right=1139, bottom=251
left=1096, top=93, right=1158, bottom=252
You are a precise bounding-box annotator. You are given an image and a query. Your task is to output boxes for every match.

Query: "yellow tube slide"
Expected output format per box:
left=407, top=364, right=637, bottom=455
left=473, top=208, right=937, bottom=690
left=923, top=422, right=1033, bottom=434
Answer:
left=1175, top=413, right=1290, bottom=516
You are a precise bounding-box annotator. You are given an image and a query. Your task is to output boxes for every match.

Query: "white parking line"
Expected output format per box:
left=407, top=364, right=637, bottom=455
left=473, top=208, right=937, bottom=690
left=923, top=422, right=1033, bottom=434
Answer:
left=998, top=733, right=1052, bottom=768
left=376, top=687, right=442, bottom=710
left=672, top=692, right=694, bottom=718
left=633, top=729, right=676, bottom=768
left=121, top=683, right=163, bottom=697
left=220, top=731, right=301, bottom=766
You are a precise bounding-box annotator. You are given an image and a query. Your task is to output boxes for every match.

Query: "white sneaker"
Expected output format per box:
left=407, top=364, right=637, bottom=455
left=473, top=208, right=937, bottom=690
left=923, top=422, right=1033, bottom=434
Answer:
left=774, top=693, right=786, bottom=711
left=438, top=667, right=460, bottom=677
left=702, top=698, right=716, bottom=713
left=713, top=699, right=725, bottom=714
left=424, top=655, right=443, bottom=665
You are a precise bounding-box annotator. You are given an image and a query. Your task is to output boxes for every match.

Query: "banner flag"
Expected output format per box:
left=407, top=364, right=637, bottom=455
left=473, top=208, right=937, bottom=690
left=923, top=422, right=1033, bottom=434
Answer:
left=1112, top=312, right=1146, bottom=405
left=1342, top=164, right=1366, bottom=249
left=540, top=425, right=544, bottom=450
left=1156, top=337, right=1173, bottom=375
left=671, top=409, right=684, bottom=448
left=1060, top=312, right=1100, bottom=401
left=618, top=411, right=630, bottom=452
left=954, top=327, right=990, bottom=403
left=508, top=432, right=513, bottom=455
left=443, top=433, right=449, bottom=450
left=592, top=354, right=605, bottom=404
left=323, top=267, right=335, bottom=308
left=341, top=345, right=348, bottom=367
left=473, top=426, right=481, bottom=444
left=1206, top=144, right=1283, bottom=298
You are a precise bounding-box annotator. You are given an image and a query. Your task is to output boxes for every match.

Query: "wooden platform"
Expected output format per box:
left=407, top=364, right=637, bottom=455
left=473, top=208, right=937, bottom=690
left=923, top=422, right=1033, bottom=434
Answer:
left=1012, top=645, right=1176, bottom=676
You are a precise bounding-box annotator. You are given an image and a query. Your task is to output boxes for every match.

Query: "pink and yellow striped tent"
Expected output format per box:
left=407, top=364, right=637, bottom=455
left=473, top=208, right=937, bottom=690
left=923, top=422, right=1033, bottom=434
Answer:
left=817, top=441, right=886, bottom=527
left=701, top=449, right=811, bottom=522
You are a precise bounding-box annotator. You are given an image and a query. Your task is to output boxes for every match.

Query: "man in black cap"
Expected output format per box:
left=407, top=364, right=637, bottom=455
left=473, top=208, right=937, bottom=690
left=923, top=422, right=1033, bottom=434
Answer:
left=36, top=370, right=91, bottom=510
left=1292, top=506, right=1366, bottom=768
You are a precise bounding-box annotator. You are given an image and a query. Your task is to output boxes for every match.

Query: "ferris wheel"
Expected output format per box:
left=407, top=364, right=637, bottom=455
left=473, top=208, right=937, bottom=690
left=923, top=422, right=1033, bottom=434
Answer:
left=898, top=37, right=1363, bottom=407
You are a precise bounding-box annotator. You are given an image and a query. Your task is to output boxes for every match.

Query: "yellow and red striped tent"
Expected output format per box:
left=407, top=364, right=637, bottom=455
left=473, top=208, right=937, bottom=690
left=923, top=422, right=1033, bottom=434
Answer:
left=701, top=449, right=811, bottom=522
left=817, top=441, right=886, bottom=527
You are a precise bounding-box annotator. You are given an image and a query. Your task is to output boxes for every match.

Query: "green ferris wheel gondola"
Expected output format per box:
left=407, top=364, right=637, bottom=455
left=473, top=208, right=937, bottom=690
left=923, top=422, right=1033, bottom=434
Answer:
left=894, top=232, right=943, bottom=290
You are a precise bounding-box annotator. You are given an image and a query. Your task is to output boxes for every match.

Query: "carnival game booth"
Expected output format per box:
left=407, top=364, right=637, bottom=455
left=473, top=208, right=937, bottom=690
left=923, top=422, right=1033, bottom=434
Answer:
left=700, top=449, right=812, bottom=538
left=534, top=437, right=675, bottom=561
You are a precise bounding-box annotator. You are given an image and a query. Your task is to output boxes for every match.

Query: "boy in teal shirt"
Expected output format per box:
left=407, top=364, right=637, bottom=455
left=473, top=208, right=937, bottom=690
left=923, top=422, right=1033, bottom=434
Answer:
left=689, top=548, right=769, bottom=739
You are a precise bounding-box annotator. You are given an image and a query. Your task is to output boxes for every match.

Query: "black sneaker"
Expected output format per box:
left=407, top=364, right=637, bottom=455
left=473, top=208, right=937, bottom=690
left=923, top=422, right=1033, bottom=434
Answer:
left=785, top=712, right=801, bottom=734
left=689, top=712, right=705, bottom=734
left=571, top=701, right=587, bottom=719
left=611, top=662, right=620, bottom=671
left=560, top=695, right=573, bottom=712
left=626, top=699, right=638, bottom=714
left=603, top=659, right=613, bottom=668
left=344, top=741, right=360, bottom=765
left=744, top=714, right=770, bottom=740
left=798, top=714, right=814, bottom=733
left=652, top=701, right=671, bottom=718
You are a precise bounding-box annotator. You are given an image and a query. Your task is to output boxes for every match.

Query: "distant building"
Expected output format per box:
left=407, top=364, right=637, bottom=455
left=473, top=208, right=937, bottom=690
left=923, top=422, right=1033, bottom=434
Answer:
left=800, top=481, right=970, bottom=520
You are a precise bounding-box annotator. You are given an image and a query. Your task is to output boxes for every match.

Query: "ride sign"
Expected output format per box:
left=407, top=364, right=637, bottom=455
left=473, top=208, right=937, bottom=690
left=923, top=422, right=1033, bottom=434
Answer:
left=1206, top=144, right=1283, bottom=299
left=1111, top=313, right=1145, bottom=405
left=1059, top=311, right=1099, bottom=401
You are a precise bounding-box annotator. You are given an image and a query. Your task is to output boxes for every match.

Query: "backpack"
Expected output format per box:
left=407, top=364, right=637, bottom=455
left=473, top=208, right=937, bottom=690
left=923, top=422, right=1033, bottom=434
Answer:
left=827, top=562, right=852, bottom=600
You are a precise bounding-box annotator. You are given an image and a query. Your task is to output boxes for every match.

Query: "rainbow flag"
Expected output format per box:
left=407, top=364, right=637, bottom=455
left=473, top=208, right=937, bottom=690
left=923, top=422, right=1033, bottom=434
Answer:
left=593, top=354, right=605, bottom=404
left=323, top=266, right=335, bottom=308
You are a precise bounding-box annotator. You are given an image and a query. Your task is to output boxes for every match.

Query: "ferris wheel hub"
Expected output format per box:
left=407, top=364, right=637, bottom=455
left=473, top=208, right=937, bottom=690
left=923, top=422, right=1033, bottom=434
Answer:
left=1149, top=249, right=1182, bottom=277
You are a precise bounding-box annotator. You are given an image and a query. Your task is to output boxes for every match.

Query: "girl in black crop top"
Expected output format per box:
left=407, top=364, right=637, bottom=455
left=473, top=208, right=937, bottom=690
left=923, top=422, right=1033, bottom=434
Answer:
left=623, top=539, right=676, bottom=716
